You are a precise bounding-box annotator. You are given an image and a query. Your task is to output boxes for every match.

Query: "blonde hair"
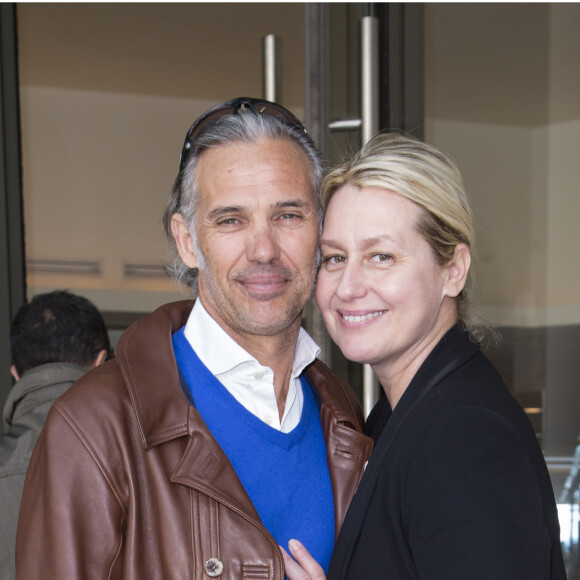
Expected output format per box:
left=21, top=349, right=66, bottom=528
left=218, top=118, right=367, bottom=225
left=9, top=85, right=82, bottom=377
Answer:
left=322, top=132, right=495, bottom=345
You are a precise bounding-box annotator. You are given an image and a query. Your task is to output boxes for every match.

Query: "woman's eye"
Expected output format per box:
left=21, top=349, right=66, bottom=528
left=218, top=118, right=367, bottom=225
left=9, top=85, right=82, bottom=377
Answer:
left=372, top=253, right=393, bottom=262
left=323, top=255, right=345, bottom=265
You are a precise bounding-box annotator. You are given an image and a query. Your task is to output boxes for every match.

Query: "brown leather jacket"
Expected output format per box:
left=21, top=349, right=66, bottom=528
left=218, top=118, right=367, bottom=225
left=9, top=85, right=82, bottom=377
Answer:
left=16, top=301, right=373, bottom=579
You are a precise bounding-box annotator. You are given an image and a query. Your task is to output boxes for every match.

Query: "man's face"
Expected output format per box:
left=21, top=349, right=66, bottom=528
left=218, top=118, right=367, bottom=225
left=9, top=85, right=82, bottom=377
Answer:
left=174, top=138, right=319, bottom=348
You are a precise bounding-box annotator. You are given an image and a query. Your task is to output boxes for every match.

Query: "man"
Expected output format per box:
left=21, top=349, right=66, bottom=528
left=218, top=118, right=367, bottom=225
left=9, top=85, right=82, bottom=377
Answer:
left=16, top=98, right=373, bottom=579
left=1, top=290, right=109, bottom=580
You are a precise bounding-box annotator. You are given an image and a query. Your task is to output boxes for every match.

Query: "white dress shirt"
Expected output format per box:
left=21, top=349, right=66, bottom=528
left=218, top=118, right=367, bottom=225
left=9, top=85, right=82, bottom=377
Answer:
left=183, top=300, right=320, bottom=433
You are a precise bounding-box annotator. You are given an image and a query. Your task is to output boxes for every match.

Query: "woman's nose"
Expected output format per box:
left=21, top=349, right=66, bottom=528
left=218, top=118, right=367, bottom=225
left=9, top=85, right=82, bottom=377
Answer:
left=335, top=261, right=367, bottom=301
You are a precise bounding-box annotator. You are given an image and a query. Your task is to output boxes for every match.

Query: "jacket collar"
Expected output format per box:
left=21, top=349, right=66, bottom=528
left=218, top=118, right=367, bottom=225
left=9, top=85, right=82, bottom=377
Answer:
left=114, top=300, right=195, bottom=448
left=114, top=300, right=368, bottom=449
left=115, top=299, right=371, bottom=529
left=304, top=359, right=366, bottom=431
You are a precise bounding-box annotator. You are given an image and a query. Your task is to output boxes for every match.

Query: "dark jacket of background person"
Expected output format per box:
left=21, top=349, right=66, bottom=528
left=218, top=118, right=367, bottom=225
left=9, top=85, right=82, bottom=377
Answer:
left=327, top=325, right=566, bottom=580
left=16, top=300, right=373, bottom=580
left=0, top=363, right=86, bottom=580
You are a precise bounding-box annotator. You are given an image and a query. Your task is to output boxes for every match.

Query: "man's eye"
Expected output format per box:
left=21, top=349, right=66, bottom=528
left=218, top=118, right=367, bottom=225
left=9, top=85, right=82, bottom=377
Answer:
left=279, top=212, right=301, bottom=221
left=217, top=217, right=239, bottom=225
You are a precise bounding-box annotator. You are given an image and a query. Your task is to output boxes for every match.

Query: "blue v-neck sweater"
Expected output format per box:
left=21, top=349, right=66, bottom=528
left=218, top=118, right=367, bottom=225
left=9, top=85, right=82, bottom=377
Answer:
left=172, top=329, right=335, bottom=572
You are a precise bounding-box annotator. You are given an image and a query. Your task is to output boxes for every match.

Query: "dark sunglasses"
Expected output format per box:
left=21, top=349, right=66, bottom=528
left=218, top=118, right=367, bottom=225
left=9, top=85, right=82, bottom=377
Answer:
left=178, top=97, right=308, bottom=173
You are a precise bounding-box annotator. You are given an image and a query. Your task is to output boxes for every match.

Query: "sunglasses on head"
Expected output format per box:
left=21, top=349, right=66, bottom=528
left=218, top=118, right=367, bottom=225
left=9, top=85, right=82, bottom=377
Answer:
left=178, top=97, right=307, bottom=173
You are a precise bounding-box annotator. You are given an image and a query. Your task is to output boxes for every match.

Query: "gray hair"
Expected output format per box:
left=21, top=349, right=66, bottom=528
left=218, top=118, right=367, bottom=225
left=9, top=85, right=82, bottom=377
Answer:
left=163, top=109, right=324, bottom=292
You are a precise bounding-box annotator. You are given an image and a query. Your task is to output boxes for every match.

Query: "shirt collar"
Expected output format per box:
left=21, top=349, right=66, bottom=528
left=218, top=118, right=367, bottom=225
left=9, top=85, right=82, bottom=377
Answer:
left=183, top=299, right=320, bottom=379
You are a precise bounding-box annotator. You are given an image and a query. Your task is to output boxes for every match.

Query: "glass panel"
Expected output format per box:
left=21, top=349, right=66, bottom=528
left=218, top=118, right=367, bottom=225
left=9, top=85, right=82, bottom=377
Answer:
left=425, top=4, right=580, bottom=576
left=16, top=3, right=305, bottom=336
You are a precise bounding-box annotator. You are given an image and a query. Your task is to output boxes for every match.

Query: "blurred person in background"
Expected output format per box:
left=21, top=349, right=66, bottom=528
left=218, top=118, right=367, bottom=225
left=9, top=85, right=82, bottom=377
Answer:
left=0, top=290, right=109, bottom=580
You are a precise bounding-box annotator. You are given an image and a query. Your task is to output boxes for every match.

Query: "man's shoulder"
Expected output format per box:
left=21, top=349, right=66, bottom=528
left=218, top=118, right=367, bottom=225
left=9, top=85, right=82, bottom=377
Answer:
left=53, top=359, right=130, bottom=422
left=118, top=300, right=193, bottom=344
left=52, top=301, right=192, bottom=450
left=57, top=300, right=192, bottom=419
left=41, top=359, right=150, bottom=469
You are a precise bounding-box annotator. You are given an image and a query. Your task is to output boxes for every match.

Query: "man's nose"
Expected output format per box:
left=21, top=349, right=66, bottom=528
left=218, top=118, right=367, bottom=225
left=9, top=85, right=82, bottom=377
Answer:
left=246, top=223, right=281, bottom=264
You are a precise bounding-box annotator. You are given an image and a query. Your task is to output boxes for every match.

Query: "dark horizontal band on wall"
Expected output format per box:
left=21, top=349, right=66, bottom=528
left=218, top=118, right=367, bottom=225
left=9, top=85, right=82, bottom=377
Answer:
left=123, top=263, right=169, bottom=279
left=26, top=260, right=171, bottom=279
left=27, top=259, right=101, bottom=275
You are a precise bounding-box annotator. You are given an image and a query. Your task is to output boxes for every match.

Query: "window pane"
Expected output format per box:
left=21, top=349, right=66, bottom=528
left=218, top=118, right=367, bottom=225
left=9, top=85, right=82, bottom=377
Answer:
left=425, top=4, right=580, bottom=576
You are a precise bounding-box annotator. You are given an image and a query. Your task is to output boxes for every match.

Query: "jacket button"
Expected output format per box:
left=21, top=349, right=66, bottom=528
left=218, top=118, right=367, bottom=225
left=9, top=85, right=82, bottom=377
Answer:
left=204, top=558, right=224, bottom=577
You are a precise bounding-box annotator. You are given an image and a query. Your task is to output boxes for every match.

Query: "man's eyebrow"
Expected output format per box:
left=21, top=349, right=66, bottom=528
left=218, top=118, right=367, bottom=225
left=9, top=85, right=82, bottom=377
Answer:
left=273, top=199, right=308, bottom=209
left=207, top=206, right=244, bottom=220
left=207, top=199, right=309, bottom=220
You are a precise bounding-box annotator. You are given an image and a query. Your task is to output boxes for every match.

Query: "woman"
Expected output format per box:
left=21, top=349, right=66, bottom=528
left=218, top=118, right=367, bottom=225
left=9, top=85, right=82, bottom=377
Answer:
left=283, top=134, right=566, bottom=579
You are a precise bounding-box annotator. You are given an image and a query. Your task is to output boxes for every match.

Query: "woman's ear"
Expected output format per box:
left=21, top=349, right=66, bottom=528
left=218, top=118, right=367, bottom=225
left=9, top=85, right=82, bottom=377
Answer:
left=171, top=213, right=199, bottom=269
left=443, top=243, right=471, bottom=298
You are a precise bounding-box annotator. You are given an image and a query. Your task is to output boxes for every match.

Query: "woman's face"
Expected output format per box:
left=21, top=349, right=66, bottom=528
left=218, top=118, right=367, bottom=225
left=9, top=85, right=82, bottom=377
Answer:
left=316, top=184, right=462, bottom=379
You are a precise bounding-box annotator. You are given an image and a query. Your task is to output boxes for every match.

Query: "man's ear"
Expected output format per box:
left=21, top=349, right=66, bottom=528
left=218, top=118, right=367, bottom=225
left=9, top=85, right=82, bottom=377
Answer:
left=171, top=213, right=199, bottom=269
left=92, top=349, right=108, bottom=368
left=443, top=243, right=471, bottom=298
left=10, top=365, right=19, bottom=382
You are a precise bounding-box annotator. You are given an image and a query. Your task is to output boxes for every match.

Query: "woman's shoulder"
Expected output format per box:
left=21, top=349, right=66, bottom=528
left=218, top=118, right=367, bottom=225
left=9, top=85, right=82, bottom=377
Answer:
left=388, top=350, right=536, bottom=460
left=434, top=350, right=529, bottom=428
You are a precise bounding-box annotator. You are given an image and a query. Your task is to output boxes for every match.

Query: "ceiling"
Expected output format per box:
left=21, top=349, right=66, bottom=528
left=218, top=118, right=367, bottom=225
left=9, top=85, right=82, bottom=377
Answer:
left=16, top=3, right=305, bottom=107
left=425, top=3, right=580, bottom=127
left=16, top=3, right=580, bottom=127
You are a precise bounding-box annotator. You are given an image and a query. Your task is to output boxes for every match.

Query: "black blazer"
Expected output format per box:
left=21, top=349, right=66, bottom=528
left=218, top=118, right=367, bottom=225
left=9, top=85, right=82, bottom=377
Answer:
left=328, top=325, right=566, bottom=580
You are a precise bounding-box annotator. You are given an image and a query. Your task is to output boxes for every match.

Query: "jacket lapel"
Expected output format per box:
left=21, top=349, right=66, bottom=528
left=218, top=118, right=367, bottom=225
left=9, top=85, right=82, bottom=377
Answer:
left=305, top=361, right=374, bottom=538
left=116, top=301, right=263, bottom=525
left=116, top=301, right=194, bottom=448
left=116, top=300, right=376, bottom=541
left=170, top=406, right=263, bottom=526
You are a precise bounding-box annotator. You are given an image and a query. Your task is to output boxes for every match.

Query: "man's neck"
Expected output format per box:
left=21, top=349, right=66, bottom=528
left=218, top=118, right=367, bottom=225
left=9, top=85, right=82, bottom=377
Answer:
left=231, top=323, right=300, bottom=416
left=187, top=299, right=304, bottom=419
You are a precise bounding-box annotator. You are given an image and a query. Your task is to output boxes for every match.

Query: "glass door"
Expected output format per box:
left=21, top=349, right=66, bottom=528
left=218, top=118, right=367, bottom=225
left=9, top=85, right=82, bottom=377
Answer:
left=424, top=4, right=580, bottom=575
left=15, top=3, right=306, bottom=340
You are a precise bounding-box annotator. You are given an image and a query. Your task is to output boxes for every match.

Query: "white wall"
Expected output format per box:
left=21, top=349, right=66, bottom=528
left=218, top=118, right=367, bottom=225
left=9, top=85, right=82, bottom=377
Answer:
left=17, top=3, right=306, bottom=315
left=22, top=85, right=307, bottom=313
left=425, top=3, right=580, bottom=329
left=22, top=86, right=210, bottom=310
